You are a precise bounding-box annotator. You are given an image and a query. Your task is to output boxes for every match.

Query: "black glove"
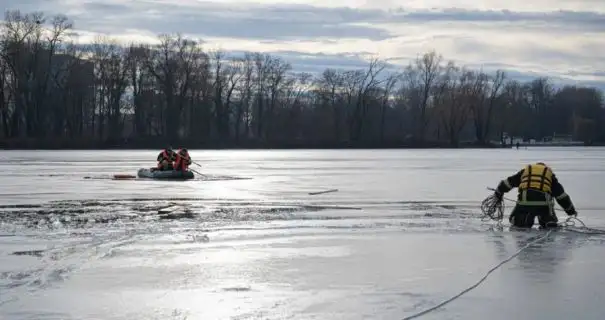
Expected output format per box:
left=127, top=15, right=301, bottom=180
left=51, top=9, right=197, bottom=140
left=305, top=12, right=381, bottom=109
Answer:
left=566, top=207, right=578, bottom=217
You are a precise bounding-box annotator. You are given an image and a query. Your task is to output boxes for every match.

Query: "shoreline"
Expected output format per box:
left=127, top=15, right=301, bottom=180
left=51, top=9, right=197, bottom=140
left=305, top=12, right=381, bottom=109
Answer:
left=0, top=138, right=515, bottom=150
left=1, top=138, right=599, bottom=150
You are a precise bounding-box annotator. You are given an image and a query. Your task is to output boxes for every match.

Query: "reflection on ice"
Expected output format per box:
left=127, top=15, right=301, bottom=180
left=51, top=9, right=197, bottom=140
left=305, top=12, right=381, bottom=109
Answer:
left=2, top=149, right=605, bottom=319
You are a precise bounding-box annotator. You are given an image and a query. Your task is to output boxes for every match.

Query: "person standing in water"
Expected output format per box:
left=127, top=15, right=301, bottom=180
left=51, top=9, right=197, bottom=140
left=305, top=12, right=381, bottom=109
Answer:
left=491, top=162, right=577, bottom=228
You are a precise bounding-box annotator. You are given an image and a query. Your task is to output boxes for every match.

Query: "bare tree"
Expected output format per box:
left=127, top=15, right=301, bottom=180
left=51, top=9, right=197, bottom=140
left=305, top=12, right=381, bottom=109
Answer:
left=435, top=65, right=474, bottom=146
left=470, top=70, right=505, bottom=144
left=125, top=44, right=154, bottom=137
left=413, top=50, right=444, bottom=141
left=264, top=56, right=291, bottom=140
left=378, top=73, right=399, bottom=142
left=145, top=34, right=205, bottom=140
left=0, top=11, right=603, bottom=148
left=317, top=69, right=346, bottom=141
left=1, top=10, right=73, bottom=137
left=90, top=36, right=129, bottom=139
left=233, top=53, right=255, bottom=141
left=349, top=58, right=386, bottom=142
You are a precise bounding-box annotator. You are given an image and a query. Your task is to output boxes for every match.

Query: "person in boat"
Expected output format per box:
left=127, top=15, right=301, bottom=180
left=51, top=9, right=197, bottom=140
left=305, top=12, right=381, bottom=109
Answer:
left=174, top=148, right=192, bottom=172
left=491, top=162, right=577, bottom=228
left=156, top=147, right=176, bottom=171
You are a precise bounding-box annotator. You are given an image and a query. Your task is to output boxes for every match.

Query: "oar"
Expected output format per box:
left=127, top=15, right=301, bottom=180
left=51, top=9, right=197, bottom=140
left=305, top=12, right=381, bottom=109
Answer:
left=113, top=174, right=136, bottom=180
left=190, top=161, right=207, bottom=179
left=309, top=189, right=339, bottom=195
left=84, top=174, right=136, bottom=180
left=189, top=168, right=203, bottom=176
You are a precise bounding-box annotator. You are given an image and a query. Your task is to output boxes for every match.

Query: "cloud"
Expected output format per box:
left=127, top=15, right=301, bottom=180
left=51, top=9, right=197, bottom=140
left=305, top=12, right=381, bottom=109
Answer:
left=395, top=9, right=605, bottom=30
left=4, top=1, right=605, bottom=39
left=1, top=1, right=395, bottom=41
left=254, top=50, right=388, bottom=73
left=0, top=0, right=603, bottom=89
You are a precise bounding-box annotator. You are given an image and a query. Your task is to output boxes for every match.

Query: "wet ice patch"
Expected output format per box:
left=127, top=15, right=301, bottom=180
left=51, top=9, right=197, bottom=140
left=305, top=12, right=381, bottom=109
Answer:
left=222, top=286, right=252, bottom=292
left=0, top=197, right=486, bottom=243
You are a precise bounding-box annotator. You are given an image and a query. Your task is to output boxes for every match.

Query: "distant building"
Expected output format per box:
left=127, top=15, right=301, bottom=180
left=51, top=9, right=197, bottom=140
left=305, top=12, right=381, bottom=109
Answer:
left=550, top=133, right=574, bottom=143
left=499, top=132, right=582, bottom=146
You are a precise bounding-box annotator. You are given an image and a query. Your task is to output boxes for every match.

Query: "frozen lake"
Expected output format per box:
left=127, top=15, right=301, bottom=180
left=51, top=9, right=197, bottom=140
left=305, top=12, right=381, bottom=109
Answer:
left=1, top=148, right=605, bottom=320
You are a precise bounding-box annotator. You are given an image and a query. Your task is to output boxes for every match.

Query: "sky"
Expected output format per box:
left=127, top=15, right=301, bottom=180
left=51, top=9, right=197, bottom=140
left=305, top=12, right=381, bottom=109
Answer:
left=2, top=0, right=605, bottom=89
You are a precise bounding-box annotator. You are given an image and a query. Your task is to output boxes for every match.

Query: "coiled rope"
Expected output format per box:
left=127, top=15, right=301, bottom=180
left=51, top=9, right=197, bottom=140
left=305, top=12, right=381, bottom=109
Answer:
left=402, top=189, right=605, bottom=320
left=481, top=187, right=605, bottom=235
left=480, top=191, right=505, bottom=225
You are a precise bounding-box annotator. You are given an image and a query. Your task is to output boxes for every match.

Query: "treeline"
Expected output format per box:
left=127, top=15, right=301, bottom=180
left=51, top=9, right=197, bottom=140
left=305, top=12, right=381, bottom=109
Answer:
left=0, top=10, right=603, bottom=149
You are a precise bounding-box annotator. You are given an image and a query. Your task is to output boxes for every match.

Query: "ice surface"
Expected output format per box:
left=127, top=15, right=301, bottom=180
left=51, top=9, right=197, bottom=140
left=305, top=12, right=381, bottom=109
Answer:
left=1, top=148, right=605, bottom=320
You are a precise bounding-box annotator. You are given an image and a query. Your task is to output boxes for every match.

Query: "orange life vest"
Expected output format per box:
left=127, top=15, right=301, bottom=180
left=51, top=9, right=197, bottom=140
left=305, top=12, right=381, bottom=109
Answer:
left=174, top=152, right=191, bottom=171
left=157, top=150, right=174, bottom=168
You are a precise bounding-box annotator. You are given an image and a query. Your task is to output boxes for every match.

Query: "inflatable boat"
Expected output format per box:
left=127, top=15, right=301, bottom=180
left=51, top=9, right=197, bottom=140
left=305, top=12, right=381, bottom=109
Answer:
left=137, top=168, right=195, bottom=180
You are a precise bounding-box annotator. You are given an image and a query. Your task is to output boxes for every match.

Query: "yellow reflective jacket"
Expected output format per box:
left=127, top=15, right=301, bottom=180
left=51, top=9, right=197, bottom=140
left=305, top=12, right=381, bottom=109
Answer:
left=519, top=163, right=553, bottom=193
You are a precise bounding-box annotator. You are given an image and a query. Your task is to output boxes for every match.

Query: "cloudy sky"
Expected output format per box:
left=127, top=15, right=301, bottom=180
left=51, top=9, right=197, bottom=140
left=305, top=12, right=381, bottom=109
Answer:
left=2, top=0, right=604, bottom=88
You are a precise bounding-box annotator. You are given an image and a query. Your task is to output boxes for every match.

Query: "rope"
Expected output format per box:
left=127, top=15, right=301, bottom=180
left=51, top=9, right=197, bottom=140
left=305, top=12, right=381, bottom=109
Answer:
left=560, top=216, right=605, bottom=235
left=480, top=192, right=505, bottom=225
left=482, top=187, right=605, bottom=235
left=402, top=189, right=605, bottom=319
left=402, top=229, right=554, bottom=320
